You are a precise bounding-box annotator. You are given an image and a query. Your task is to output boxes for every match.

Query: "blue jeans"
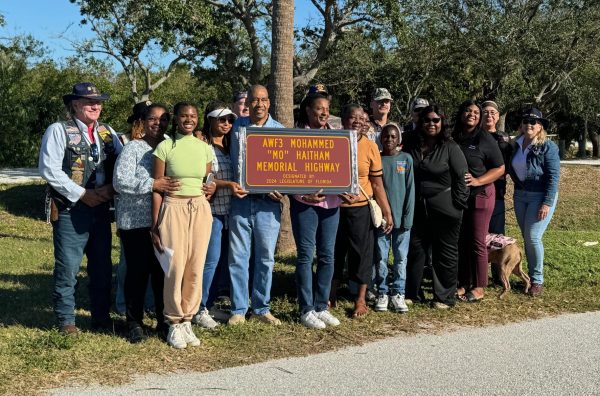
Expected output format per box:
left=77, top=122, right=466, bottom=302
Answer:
left=52, top=202, right=113, bottom=327
left=290, top=199, right=339, bottom=314
left=228, top=196, right=281, bottom=315
left=201, top=214, right=227, bottom=310
left=513, top=189, right=557, bottom=285
left=372, top=228, right=411, bottom=295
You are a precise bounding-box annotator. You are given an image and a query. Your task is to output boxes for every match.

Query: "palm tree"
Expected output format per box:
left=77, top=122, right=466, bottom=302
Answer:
left=270, top=0, right=295, bottom=254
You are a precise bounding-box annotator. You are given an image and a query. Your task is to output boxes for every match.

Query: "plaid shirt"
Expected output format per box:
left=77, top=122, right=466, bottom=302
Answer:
left=211, top=145, right=233, bottom=216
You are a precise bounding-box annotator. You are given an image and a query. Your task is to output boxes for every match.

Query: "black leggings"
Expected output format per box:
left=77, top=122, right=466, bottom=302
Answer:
left=120, top=227, right=165, bottom=329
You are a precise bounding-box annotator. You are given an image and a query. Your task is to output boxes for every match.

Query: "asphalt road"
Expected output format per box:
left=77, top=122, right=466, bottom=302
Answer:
left=52, top=311, right=600, bottom=395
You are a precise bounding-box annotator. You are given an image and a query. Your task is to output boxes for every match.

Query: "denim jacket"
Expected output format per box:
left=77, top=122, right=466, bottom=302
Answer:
left=508, top=137, right=560, bottom=206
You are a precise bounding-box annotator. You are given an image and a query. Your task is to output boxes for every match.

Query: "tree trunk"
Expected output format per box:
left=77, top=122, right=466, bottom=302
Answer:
left=270, top=0, right=295, bottom=128
left=578, top=118, right=587, bottom=158
left=270, top=0, right=296, bottom=255
left=589, top=130, right=599, bottom=158
left=498, top=113, right=507, bottom=134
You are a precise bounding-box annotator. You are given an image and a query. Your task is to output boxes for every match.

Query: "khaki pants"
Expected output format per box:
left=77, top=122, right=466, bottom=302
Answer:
left=158, top=196, right=212, bottom=324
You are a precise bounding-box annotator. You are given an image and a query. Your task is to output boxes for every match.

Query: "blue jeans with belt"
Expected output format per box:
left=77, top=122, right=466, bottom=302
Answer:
left=228, top=196, right=281, bottom=316
left=513, top=189, right=557, bottom=284
left=290, top=199, right=339, bottom=314
left=52, top=202, right=113, bottom=327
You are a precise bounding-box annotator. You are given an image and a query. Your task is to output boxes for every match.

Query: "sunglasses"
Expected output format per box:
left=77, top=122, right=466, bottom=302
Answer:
left=423, top=117, right=441, bottom=124
left=521, top=118, right=540, bottom=126
left=90, top=143, right=99, bottom=162
left=217, top=116, right=234, bottom=124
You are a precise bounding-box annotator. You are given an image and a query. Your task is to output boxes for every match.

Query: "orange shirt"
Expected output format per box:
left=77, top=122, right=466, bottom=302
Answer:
left=345, top=135, right=382, bottom=207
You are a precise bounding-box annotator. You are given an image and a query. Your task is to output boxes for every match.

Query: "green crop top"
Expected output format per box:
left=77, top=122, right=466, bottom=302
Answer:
left=153, top=134, right=214, bottom=196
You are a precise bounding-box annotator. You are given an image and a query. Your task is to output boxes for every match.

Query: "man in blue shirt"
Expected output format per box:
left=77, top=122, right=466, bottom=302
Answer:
left=228, top=84, right=285, bottom=326
left=38, top=82, right=122, bottom=334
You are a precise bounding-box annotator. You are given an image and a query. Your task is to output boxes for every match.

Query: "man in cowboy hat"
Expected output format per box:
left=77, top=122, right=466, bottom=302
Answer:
left=39, top=82, right=122, bottom=334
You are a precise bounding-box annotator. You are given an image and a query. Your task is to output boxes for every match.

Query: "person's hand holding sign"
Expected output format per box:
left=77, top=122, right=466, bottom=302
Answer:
left=338, top=192, right=359, bottom=205
left=300, top=189, right=326, bottom=204
left=228, top=182, right=249, bottom=199
left=268, top=190, right=284, bottom=202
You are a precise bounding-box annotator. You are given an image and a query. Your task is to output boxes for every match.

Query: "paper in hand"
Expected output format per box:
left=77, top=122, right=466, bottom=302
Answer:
left=153, top=246, right=174, bottom=274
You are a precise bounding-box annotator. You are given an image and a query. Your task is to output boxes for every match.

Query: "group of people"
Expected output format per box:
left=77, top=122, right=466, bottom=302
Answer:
left=39, top=81, right=560, bottom=349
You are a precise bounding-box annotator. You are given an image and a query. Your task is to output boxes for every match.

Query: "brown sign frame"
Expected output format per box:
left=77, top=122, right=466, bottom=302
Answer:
left=238, top=127, right=358, bottom=194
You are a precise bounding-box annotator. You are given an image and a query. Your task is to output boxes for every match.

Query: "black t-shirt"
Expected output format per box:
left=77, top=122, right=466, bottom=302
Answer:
left=408, top=138, right=470, bottom=216
left=489, top=130, right=512, bottom=199
left=457, top=128, right=504, bottom=196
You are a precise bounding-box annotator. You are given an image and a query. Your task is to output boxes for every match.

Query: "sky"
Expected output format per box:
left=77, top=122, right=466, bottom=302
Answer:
left=0, top=1, right=93, bottom=59
left=0, top=0, right=318, bottom=67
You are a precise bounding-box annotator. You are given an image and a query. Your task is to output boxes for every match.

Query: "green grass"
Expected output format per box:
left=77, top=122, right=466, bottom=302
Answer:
left=0, top=167, right=599, bottom=394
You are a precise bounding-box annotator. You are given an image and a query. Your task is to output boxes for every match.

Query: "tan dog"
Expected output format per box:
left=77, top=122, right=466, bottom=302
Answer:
left=488, top=242, right=531, bottom=298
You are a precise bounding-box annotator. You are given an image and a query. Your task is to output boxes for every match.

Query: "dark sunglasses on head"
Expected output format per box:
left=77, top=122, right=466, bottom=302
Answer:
left=521, top=118, right=540, bottom=126
left=90, top=143, right=99, bottom=162
left=423, top=117, right=441, bottom=124
left=217, top=116, right=234, bottom=124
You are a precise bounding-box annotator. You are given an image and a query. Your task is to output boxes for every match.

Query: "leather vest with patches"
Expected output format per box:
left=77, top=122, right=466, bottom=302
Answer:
left=50, top=120, right=117, bottom=207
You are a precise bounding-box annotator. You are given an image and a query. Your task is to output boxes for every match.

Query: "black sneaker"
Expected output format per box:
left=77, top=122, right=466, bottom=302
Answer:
left=128, top=326, right=147, bottom=344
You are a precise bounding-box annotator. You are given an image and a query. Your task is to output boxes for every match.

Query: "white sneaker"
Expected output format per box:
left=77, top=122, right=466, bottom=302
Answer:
left=166, top=324, right=187, bottom=349
left=300, top=310, right=326, bottom=329
left=315, top=310, right=340, bottom=327
left=374, top=294, right=389, bottom=311
left=192, top=308, right=219, bottom=330
left=390, top=294, right=409, bottom=313
left=181, top=322, right=201, bottom=347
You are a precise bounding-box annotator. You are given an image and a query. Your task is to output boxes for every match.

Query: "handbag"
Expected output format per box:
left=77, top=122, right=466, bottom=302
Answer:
left=358, top=184, right=385, bottom=228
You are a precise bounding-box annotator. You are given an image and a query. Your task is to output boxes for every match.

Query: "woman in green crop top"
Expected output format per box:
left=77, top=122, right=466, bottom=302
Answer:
left=151, top=102, right=215, bottom=349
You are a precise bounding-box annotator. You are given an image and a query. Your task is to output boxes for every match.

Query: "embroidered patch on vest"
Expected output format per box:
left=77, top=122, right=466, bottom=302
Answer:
left=67, top=133, right=81, bottom=145
left=72, top=170, right=84, bottom=185
left=97, top=126, right=112, bottom=143
left=65, top=125, right=79, bottom=134
left=71, top=157, right=84, bottom=170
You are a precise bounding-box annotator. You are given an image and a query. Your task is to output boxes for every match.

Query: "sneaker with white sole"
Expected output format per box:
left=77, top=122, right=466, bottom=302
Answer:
left=181, top=322, right=201, bottom=347
left=300, top=310, right=326, bottom=329
left=166, top=324, right=187, bottom=349
left=315, top=310, right=340, bottom=326
left=374, top=294, right=389, bottom=312
left=390, top=294, right=409, bottom=313
left=192, top=308, right=219, bottom=330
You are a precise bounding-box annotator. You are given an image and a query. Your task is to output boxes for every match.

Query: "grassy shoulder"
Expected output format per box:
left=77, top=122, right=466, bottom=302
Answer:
left=0, top=167, right=599, bottom=394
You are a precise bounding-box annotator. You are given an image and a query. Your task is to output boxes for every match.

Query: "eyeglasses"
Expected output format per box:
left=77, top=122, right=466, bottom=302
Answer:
left=483, top=110, right=498, bottom=116
left=217, top=116, right=234, bottom=124
left=521, top=118, right=540, bottom=126
left=90, top=143, right=99, bottom=162
left=423, top=117, right=441, bottom=124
